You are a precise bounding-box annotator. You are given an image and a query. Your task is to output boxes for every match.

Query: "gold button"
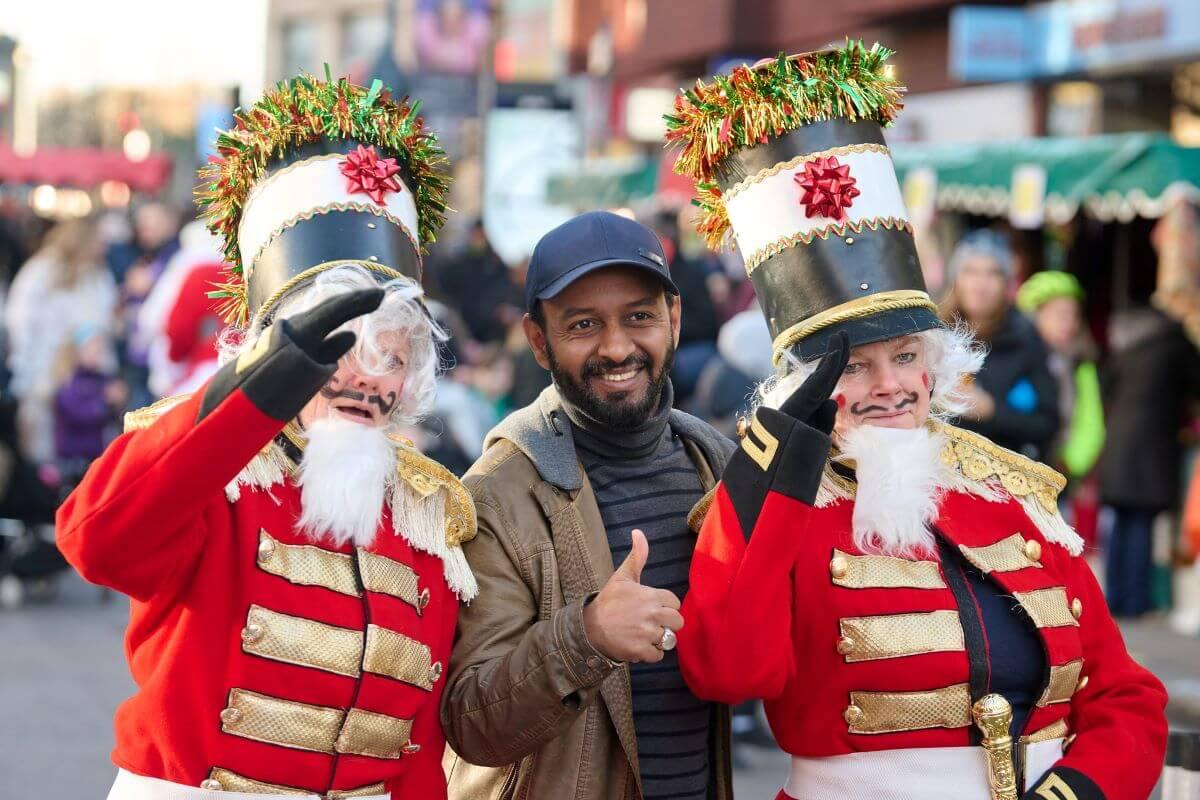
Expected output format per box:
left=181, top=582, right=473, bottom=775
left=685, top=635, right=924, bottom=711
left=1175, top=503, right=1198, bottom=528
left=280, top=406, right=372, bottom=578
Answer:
left=418, top=587, right=431, bottom=611
left=200, top=778, right=223, bottom=790
left=736, top=417, right=749, bottom=439
left=1071, top=598, right=1083, bottom=619
left=1076, top=675, right=1089, bottom=693
left=257, top=537, right=275, bottom=561
left=843, top=704, right=864, bottom=725
left=1023, top=539, right=1042, bottom=562
left=402, top=742, right=422, bottom=755
left=829, top=555, right=849, bottom=580
left=429, top=661, right=444, bottom=684
left=241, top=623, right=264, bottom=644
left=836, top=636, right=855, bottom=656
left=219, top=707, right=242, bottom=725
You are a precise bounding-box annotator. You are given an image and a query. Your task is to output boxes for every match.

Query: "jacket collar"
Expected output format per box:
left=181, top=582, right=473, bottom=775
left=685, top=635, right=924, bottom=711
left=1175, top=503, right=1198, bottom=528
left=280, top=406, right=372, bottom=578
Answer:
left=484, top=384, right=735, bottom=492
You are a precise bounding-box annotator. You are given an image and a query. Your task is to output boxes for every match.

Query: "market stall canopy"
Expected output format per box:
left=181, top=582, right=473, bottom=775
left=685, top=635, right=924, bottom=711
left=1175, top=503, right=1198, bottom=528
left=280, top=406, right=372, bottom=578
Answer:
left=0, top=145, right=173, bottom=193
left=891, top=133, right=1200, bottom=225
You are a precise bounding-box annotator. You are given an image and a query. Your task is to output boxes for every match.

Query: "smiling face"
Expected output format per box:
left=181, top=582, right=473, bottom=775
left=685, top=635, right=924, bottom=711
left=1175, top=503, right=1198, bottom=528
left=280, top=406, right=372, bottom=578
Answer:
left=298, top=330, right=410, bottom=428
left=523, top=266, right=680, bottom=430
left=832, top=335, right=932, bottom=438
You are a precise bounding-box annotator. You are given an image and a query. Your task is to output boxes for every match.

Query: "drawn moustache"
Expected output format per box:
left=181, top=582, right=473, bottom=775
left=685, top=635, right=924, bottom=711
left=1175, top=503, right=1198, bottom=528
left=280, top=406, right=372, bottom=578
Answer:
left=850, top=391, right=919, bottom=417
left=319, top=386, right=398, bottom=416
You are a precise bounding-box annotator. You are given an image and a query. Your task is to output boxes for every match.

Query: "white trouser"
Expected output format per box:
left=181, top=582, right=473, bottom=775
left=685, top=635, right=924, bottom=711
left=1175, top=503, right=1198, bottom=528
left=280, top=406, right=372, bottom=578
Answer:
left=107, top=769, right=391, bottom=800
left=783, top=739, right=1065, bottom=800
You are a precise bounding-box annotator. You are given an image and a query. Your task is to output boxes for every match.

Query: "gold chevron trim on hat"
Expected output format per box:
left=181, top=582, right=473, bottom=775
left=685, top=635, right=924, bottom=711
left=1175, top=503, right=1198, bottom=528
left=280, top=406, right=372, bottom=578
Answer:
left=725, top=143, right=892, bottom=202
left=771, top=289, right=935, bottom=364
left=256, top=260, right=406, bottom=323
left=745, top=216, right=913, bottom=274
left=244, top=201, right=420, bottom=281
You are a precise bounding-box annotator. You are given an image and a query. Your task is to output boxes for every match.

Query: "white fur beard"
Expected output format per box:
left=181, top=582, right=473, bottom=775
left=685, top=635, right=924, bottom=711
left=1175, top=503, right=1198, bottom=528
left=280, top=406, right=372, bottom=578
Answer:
left=296, top=417, right=397, bottom=548
left=838, top=425, right=952, bottom=559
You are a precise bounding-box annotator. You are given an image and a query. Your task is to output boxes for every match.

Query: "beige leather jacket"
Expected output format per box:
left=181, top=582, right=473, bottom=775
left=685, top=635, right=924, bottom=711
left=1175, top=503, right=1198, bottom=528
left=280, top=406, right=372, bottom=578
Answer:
left=441, top=387, right=734, bottom=800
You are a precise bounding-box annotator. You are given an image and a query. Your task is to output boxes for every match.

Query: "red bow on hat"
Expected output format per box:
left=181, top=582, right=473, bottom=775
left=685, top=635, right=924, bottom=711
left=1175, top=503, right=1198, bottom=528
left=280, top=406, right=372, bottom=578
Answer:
left=794, top=155, right=860, bottom=222
left=339, top=144, right=403, bottom=205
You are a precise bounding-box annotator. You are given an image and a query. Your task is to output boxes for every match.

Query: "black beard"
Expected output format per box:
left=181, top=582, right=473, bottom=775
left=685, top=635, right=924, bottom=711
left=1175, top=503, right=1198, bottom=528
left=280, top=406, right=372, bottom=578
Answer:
left=546, top=340, right=675, bottom=430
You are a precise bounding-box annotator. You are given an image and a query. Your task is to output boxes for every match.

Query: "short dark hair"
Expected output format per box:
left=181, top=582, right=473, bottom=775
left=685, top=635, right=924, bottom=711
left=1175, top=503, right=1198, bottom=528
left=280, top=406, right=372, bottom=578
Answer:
left=528, top=290, right=674, bottom=329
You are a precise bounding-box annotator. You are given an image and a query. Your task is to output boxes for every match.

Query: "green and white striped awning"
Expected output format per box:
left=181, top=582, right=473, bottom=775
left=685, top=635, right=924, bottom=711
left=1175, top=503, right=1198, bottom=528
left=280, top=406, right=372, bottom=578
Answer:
left=892, top=133, right=1200, bottom=224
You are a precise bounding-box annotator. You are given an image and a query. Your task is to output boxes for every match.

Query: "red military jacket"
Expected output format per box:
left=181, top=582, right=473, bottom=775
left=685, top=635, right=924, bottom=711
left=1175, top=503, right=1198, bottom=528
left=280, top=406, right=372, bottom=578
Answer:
left=679, top=412, right=1167, bottom=800
left=57, top=379, right=477, bottom=797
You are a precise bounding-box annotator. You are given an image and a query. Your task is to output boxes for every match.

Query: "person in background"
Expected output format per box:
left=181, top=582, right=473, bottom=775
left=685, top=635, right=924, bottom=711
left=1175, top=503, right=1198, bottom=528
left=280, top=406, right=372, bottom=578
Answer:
left=653, top=214, right=722, bottom=403
left=939, top=229, right=1059, bottom=461
left=1100, top=305, right=1200, bottom=617
left=52, top=323, right=127, bottom=484
left=433, top=217, right=523, bottom=345
left=119, top=201, right=182, bottom=408
left=5, top=217, right=118, bottom=464
left=1016, top=271, right=1105, bottom=547
left=691, top=306, right=774, bottom=439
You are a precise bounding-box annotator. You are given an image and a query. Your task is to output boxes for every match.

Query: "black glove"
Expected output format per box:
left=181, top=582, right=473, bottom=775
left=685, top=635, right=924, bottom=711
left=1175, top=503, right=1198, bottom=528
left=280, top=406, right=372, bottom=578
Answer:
left=779, top=331, right=851, bottom=436
left=199, top=288, right=385, bottom=422
left=279, top=287, right=384, bottom=365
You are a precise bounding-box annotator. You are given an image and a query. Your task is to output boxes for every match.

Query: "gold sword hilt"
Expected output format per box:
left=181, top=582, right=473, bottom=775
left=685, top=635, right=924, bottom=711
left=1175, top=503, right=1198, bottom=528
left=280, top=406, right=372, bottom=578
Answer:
left=973, top=694, right=1019, bottom=800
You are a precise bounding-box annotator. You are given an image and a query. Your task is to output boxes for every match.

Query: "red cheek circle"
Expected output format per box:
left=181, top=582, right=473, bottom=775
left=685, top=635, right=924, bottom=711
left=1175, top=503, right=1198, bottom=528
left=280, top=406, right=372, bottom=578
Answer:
left=921, top=372, right=930, bottom=390
left=835, top=394, right=846, bottom=409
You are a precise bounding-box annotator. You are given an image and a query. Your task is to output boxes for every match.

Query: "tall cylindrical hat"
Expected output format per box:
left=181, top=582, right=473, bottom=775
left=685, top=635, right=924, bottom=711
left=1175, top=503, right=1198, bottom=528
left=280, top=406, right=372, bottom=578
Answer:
left=198, top=72, right=450, bottom=327
left=665, top=41, right=938, bottom=364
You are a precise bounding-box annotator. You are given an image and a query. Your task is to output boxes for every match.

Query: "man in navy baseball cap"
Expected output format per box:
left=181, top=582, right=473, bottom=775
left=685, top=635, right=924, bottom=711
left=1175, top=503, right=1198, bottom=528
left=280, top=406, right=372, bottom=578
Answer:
left=445, top=212, right=735, bottom=800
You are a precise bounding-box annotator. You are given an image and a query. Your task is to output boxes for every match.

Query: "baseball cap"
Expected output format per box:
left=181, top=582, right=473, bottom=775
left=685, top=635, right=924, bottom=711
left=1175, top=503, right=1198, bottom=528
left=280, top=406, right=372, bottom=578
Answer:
left=525, top=211, right=679, bottom=312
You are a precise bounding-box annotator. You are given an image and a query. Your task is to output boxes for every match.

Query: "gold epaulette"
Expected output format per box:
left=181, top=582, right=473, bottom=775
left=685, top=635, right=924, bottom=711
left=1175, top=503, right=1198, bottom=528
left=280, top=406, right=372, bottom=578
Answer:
left=935, top=423, right=1065, bottom=515
left=122, top=394, right=191, bottom=433
left=394, top=445, right=477, bottom=548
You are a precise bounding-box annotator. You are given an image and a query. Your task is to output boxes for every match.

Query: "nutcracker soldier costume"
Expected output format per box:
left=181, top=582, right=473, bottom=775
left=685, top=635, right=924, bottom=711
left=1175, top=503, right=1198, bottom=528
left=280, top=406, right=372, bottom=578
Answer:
left=57, top=74, right=477, bottom=800
left=666, top=42, right=1167, bottom=800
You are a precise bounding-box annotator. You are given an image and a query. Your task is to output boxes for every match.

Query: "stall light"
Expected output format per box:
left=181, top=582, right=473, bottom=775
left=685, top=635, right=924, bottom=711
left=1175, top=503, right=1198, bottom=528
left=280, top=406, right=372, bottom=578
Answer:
left=30, top=184, right=57, bottom=214
left=100, top=180, right=132, bottom=208
left=123, top=129, right=152, bottom=162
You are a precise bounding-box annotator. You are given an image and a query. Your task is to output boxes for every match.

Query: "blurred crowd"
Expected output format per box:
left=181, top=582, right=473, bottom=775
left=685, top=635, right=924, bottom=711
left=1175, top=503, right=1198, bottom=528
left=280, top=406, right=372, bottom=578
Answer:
left=0, top=199, right=1198, bottom=627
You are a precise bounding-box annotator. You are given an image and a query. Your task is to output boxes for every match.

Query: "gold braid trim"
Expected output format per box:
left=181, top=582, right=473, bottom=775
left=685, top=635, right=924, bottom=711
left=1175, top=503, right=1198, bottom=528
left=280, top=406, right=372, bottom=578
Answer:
left=935, top=423, right=1066, bottom=514
left=122, top=394, right=190, bottom=432
left=244, top=201, right=421, bottom=281
left=687, top=488, right=717, bottom=533
left=746, top=216, right=912, bottom=274
left=724, top=142, right=891, bottom=201
left=394, top=444, right=478, bottom=547
left=255, top=260, right=406, bottom=324
left=771, top=289, right=935, bottom=364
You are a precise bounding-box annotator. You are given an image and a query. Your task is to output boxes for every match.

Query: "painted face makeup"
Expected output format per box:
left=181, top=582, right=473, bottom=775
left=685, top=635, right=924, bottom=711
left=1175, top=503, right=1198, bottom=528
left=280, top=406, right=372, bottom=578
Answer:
left=319, top=385, right=399, bottom=416
left=831, top=336, right=932, bottom=437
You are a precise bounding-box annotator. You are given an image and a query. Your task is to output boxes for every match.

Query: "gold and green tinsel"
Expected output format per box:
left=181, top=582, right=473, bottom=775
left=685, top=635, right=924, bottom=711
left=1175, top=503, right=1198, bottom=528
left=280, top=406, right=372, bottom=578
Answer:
left=197, top=70, right=451, bottom=325
left=664, top=40, right=903, bottom=250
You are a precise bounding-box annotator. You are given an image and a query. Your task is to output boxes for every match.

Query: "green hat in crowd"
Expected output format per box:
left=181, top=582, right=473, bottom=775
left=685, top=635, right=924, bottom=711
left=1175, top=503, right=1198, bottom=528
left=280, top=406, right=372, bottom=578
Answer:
left=1016, top=271, right=1084, bottom=314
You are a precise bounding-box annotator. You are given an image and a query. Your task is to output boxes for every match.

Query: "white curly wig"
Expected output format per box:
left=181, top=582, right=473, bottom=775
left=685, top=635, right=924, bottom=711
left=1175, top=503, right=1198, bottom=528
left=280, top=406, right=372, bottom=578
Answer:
left=756, top=324, right=986, bottom=421
left=218, top=262, right=447, bottom=431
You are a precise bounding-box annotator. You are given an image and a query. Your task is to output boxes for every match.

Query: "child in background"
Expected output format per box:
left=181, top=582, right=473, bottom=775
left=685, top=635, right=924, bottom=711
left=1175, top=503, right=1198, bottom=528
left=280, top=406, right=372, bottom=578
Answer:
left=53, top=324, right=127, bottom=483
left=1016, top=271, right=1105, bottom=549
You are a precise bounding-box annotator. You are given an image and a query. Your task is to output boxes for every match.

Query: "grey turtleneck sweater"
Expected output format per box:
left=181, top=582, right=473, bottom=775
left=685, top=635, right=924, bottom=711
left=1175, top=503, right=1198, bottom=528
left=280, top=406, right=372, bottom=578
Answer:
left=563, top=383, right=715, bottom=800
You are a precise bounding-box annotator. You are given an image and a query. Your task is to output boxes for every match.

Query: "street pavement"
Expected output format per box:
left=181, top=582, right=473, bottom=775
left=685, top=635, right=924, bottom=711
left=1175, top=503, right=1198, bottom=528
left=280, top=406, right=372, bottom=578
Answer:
left=0, top=572, right=1195, bottom=798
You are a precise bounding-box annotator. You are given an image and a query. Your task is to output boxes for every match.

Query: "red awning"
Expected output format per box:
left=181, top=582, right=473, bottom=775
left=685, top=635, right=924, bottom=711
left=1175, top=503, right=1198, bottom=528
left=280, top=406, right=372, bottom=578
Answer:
left=0, top=145, right=173, bottom=193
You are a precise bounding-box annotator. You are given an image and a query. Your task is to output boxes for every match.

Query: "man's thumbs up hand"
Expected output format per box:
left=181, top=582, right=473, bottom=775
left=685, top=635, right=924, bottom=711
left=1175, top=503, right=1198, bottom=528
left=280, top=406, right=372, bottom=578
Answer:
left=583, top=530, right=684, bottom=664
left=613, top=529, right=649, bottom=583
